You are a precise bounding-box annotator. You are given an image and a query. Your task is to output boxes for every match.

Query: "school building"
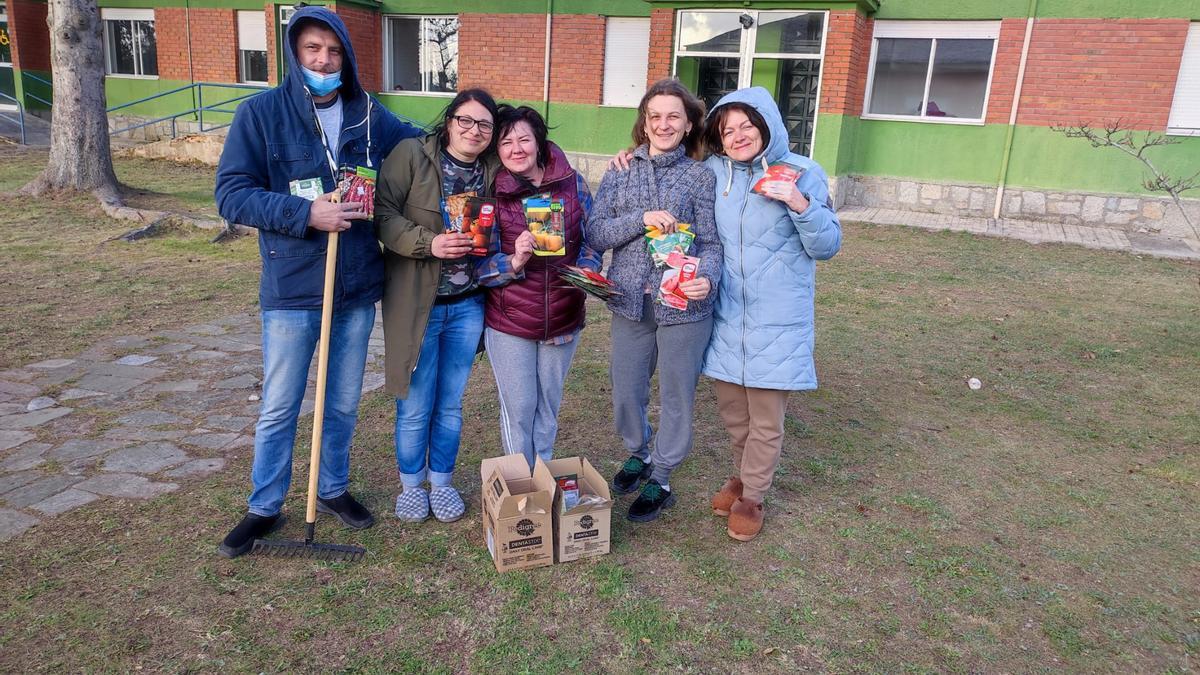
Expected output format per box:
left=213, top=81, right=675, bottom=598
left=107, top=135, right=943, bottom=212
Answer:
left=2, top=0, right=1198, bottom=234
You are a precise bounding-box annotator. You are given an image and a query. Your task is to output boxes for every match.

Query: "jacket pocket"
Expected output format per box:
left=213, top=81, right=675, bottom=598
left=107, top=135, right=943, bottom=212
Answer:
left=265, top=241, right=326, bottom=305
left=267, top=142, right=326, bottom=193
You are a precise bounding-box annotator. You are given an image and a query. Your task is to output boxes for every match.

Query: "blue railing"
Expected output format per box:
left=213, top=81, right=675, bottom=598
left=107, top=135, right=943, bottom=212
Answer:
left=0, top=90, right=26, bottom=145
left=22, top=72, right=52, bottom=109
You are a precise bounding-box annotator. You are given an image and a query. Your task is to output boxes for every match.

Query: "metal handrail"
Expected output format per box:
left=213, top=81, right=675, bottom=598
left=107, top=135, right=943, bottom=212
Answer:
left=0, top=89, right=27, bottom=145
left=21, top=72, right=53, bottom=109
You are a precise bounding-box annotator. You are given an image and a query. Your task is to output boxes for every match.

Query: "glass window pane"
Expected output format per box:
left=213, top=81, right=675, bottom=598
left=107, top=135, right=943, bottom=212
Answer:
left=925, top=38, right=992, bottom=119
left=754, top=12, right=823, bottom=55
left=678, top=11, right=742, bottom=53
left=241, top=50, right=268, bottom=83
left=136, top=20, right=157, bottom=76
left=107, top=20, right=136, bottom=75
left=675, top=55, right=740, bottom=111
left=387, top=17, right=421, bottom=92
left=422, top=17, right=458, bottom=93
left=867, top=38, right=931, bottom=116
left=751, top=58, right=821, bottom=156
left=0, top=17, right=13, bottom=64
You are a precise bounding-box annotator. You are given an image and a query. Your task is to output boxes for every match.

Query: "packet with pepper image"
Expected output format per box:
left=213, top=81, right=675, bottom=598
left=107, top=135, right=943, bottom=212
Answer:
left=644, top=223, right=695, bottom=268
left=524, top=196, right=566, bottom=256
left=751, top=161, right=805, bottom=196
left=441, top=191, right=477, bottom=234
left=657, top=251, right=700, bottom=310
left=337, top=166, right=377, bottom=219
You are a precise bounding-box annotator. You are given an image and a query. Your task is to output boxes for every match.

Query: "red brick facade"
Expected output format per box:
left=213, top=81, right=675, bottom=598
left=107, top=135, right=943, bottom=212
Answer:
left=265, top=2, right=279, bottom=86
left=459, top=13, right=548, bottom=102
left=982, top=18, right=1028, bottom=125
left=1016, top=18, right=1190, bottom=129
left=331, top=3, right=381, bottom=94
left=155, top=8, right=238, bottom=82
left=820, top=10, right=873, bottom=116
left=647, top=8, right=674, bottom=86
left=8, top=0, right=50, bottom=72
left=549, top=14, right=605, bottom=105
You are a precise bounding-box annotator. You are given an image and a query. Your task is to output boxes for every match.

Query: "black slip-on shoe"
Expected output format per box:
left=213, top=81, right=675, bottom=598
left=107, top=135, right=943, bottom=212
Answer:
left=316, top=492, right=376, bottom=530
left=218, top=512, right=286, bottom=559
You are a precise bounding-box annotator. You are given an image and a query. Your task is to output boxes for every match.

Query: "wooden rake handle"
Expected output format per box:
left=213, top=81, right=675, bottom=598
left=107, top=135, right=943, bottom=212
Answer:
left=305, top=228, right=339, bottom=527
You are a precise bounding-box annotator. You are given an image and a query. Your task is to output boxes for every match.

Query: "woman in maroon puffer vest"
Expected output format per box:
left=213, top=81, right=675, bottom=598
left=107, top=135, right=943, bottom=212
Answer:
left=478, top=105, right=604, bottom=468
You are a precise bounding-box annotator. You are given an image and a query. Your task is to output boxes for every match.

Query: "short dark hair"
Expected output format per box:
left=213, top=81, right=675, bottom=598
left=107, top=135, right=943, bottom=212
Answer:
left=432, top=88, right=500, bottom=155
left=632, top=79, right=707, bottom=161
left=495, top=105, right=551, bottom=168
left=705, top=102, right=771, bottom=157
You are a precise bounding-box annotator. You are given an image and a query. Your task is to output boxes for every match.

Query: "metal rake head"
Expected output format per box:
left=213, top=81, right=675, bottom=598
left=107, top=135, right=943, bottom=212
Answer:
left=251, top=537, right=366, bottom=562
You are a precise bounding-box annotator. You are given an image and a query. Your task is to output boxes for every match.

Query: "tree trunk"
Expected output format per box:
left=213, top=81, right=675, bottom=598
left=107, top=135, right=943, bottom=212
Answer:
left=21, top=0, right=121, bottom=203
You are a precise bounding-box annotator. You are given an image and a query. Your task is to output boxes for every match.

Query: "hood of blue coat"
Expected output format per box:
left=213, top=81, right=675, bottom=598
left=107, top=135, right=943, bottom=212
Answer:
left=706, top=86, right=790, bottom=165
left=284, top=6, right=362, bottom=101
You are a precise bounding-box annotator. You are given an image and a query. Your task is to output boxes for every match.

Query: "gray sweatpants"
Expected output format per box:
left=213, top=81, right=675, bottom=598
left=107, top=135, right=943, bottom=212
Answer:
left=609, top=295, right=714, bottom=485
left=485, top=327, right=581, bottom=468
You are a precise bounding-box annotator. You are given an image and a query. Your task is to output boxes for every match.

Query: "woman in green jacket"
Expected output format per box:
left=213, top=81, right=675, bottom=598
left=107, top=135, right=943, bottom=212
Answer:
left=376, top=89, right=501, bottom=524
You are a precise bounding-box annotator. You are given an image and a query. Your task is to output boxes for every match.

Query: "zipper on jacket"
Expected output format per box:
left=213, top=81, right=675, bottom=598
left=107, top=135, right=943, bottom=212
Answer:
left=737, top=166, right=750, bottom=386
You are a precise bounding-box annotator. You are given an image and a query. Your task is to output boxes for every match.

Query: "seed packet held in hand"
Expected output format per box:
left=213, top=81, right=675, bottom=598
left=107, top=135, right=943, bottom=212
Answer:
left=657, top=253, right=699, bottom=310
left=441, top=191, right=478, bottom=234
left=337, top=166, right=377, bottom=218
left=524, top=196, right=566, bottom=256
left=751, top=161, right=804, bottom=196
left=460, top=196, right=497, bottom=256
left=644, top=223, right=695, bottom=268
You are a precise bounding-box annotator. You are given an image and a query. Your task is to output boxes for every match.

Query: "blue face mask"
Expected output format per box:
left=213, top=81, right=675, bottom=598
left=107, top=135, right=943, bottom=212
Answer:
left=301, top=66, right=342, bottom=97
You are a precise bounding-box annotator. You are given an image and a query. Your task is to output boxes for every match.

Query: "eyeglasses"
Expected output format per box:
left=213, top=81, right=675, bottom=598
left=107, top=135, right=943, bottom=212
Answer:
left=451, top=115, right=494, bottom=134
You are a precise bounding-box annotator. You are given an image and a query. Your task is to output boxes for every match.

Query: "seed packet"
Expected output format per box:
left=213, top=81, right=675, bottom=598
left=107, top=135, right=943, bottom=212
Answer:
left=556, top=473, right=580, bottom=513
left=289, top=177, right=324, bottom=201
left=459, top=196, right=497, bottom=256
left=441, top=191, right=477, bottom=235
left=524, top=196, right=566, bottom=256
left=337, top=166, right=377, bottom=219
left=644, top=223, right=695, bottom=268
left=751, top=161, right=805, bottom=196
left=657, top=252, right=699, bottom=310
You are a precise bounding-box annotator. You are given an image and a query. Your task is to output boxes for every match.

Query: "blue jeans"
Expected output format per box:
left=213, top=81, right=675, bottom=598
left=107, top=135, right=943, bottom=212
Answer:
left=247, top=303, right=375, bottom=516
left=395, top=294, right=485, bottom=489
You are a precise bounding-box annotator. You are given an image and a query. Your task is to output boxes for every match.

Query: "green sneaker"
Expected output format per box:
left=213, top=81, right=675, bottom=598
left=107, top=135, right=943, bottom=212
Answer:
left=612, top=455, right=653, bottom=495
left=627, top=479, right=676, bottom=522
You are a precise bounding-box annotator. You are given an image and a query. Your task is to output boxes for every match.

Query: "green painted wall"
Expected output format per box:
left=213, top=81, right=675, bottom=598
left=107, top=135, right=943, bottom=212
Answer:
left=378, top=94, right=640, bottom=154
left=875, top=0, right=1200, bottom=20
left=848, top=117, right=1009, bottom=184
left=104, top=77, right=262, bottom=128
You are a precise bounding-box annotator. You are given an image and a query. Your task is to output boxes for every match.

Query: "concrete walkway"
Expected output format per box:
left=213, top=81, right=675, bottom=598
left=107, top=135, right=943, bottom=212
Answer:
left=839, top=206, right=1200, bottom=261
left=0, top=312, right=386, bottom=541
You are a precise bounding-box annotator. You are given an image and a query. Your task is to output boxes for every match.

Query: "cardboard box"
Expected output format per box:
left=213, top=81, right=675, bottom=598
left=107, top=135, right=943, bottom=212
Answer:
left=544, top=457, right=613, bottom=563
left=480, top=454, right=556, bottom=573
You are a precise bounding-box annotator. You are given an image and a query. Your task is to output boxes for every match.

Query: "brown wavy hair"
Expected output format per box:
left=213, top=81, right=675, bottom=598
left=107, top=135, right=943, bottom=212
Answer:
left=632, top=79, right=707, bottom=161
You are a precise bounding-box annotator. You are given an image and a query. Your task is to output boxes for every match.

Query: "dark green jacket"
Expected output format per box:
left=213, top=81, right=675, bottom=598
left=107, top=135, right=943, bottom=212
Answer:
left=376, top=133, right=499, bottom=397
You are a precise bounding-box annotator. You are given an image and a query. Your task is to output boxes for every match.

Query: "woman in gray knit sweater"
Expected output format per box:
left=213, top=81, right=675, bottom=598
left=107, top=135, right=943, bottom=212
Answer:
left=586, top=79, right=721, bottom=523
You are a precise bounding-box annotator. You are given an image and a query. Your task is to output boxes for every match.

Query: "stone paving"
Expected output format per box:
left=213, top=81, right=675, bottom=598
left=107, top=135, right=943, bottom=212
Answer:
left=0, top=311, right=387, bottom=541
left=839, top=206, right=1200, bottom=261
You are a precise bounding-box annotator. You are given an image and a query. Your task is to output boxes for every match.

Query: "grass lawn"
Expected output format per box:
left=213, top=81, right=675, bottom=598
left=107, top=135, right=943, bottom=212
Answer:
left=1, top=150, right=1198, bottom=672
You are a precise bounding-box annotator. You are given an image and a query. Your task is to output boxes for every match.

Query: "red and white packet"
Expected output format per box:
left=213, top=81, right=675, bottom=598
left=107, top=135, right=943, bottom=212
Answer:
left=657, top=251, right=699, bottom=310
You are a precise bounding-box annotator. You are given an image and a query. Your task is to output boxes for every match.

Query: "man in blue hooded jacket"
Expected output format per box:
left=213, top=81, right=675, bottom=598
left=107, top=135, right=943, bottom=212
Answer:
left=214, top=6, right=421, bottom=558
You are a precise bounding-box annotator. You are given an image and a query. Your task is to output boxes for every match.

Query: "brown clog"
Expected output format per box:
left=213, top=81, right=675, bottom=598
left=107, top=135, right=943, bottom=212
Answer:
left=727, top=497, right=764, bottom=542
left=710, top=476, right=743, bottom=516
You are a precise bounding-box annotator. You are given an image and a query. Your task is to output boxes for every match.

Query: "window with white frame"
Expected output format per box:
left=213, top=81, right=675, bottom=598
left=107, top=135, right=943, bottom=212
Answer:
left=864, top=21, right=999, bottom=123
left=384, top=15, right=458, bottom=94
left=237, top=11, right=268, bottom=84
left=1167, top=23, right=1200, bottom=136
left=602, top=17, right=650, bottom=107
left=102, top=9, right=157, bottom=77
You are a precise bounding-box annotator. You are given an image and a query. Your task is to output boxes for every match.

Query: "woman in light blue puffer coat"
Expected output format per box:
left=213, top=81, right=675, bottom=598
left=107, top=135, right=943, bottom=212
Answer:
left=701, top=87, right=841, bottom=542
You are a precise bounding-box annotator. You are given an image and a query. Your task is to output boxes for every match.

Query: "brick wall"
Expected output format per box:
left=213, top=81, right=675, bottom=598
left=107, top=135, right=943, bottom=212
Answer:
left=155, top=8, right=238, bottom=82
left=331, top=4, right=381, bottom=93
left=821, top=10, right=873, bottom=116
left=982, top=18, right=1027, bottom=124
left=265, top=2, right=278, bottom=85
left=549, top=14, right=604, bottom=104
left=459, top=13, right=547, bottom=101
left=8, top=0, right=50, bottom=72
left=1016, top=18, right=1191, bottom=129
left=647, top=8, right=674, bottom=86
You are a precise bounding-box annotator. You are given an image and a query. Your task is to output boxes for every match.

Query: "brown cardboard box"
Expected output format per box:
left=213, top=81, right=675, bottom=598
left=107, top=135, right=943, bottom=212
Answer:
left=480, top=454, right=556, bottom=573
left=544, top=457, right=613, bottom=563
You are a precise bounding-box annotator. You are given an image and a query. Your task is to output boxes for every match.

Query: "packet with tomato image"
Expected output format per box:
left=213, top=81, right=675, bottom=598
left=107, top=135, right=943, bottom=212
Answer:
left=336, top=166, right=377, bottom=219
left=751, top=161, right=805, bottom=196
left=657, top=252, right=699, bottom=311
left=523, top=196, right=566, bottom=256
left=441, top=191, right=476, bottom=235
left=460, top=196, right=497, bottom=256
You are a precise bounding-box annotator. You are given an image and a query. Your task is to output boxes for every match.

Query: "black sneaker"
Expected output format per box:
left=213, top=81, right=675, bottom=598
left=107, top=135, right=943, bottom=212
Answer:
left=316, top=492, right=375, bottom=530
left=218, top=512, right=286, bottom=559
left=627, top=479, right=676, bottom=522
left=612, top=456, right=653, bottom=495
